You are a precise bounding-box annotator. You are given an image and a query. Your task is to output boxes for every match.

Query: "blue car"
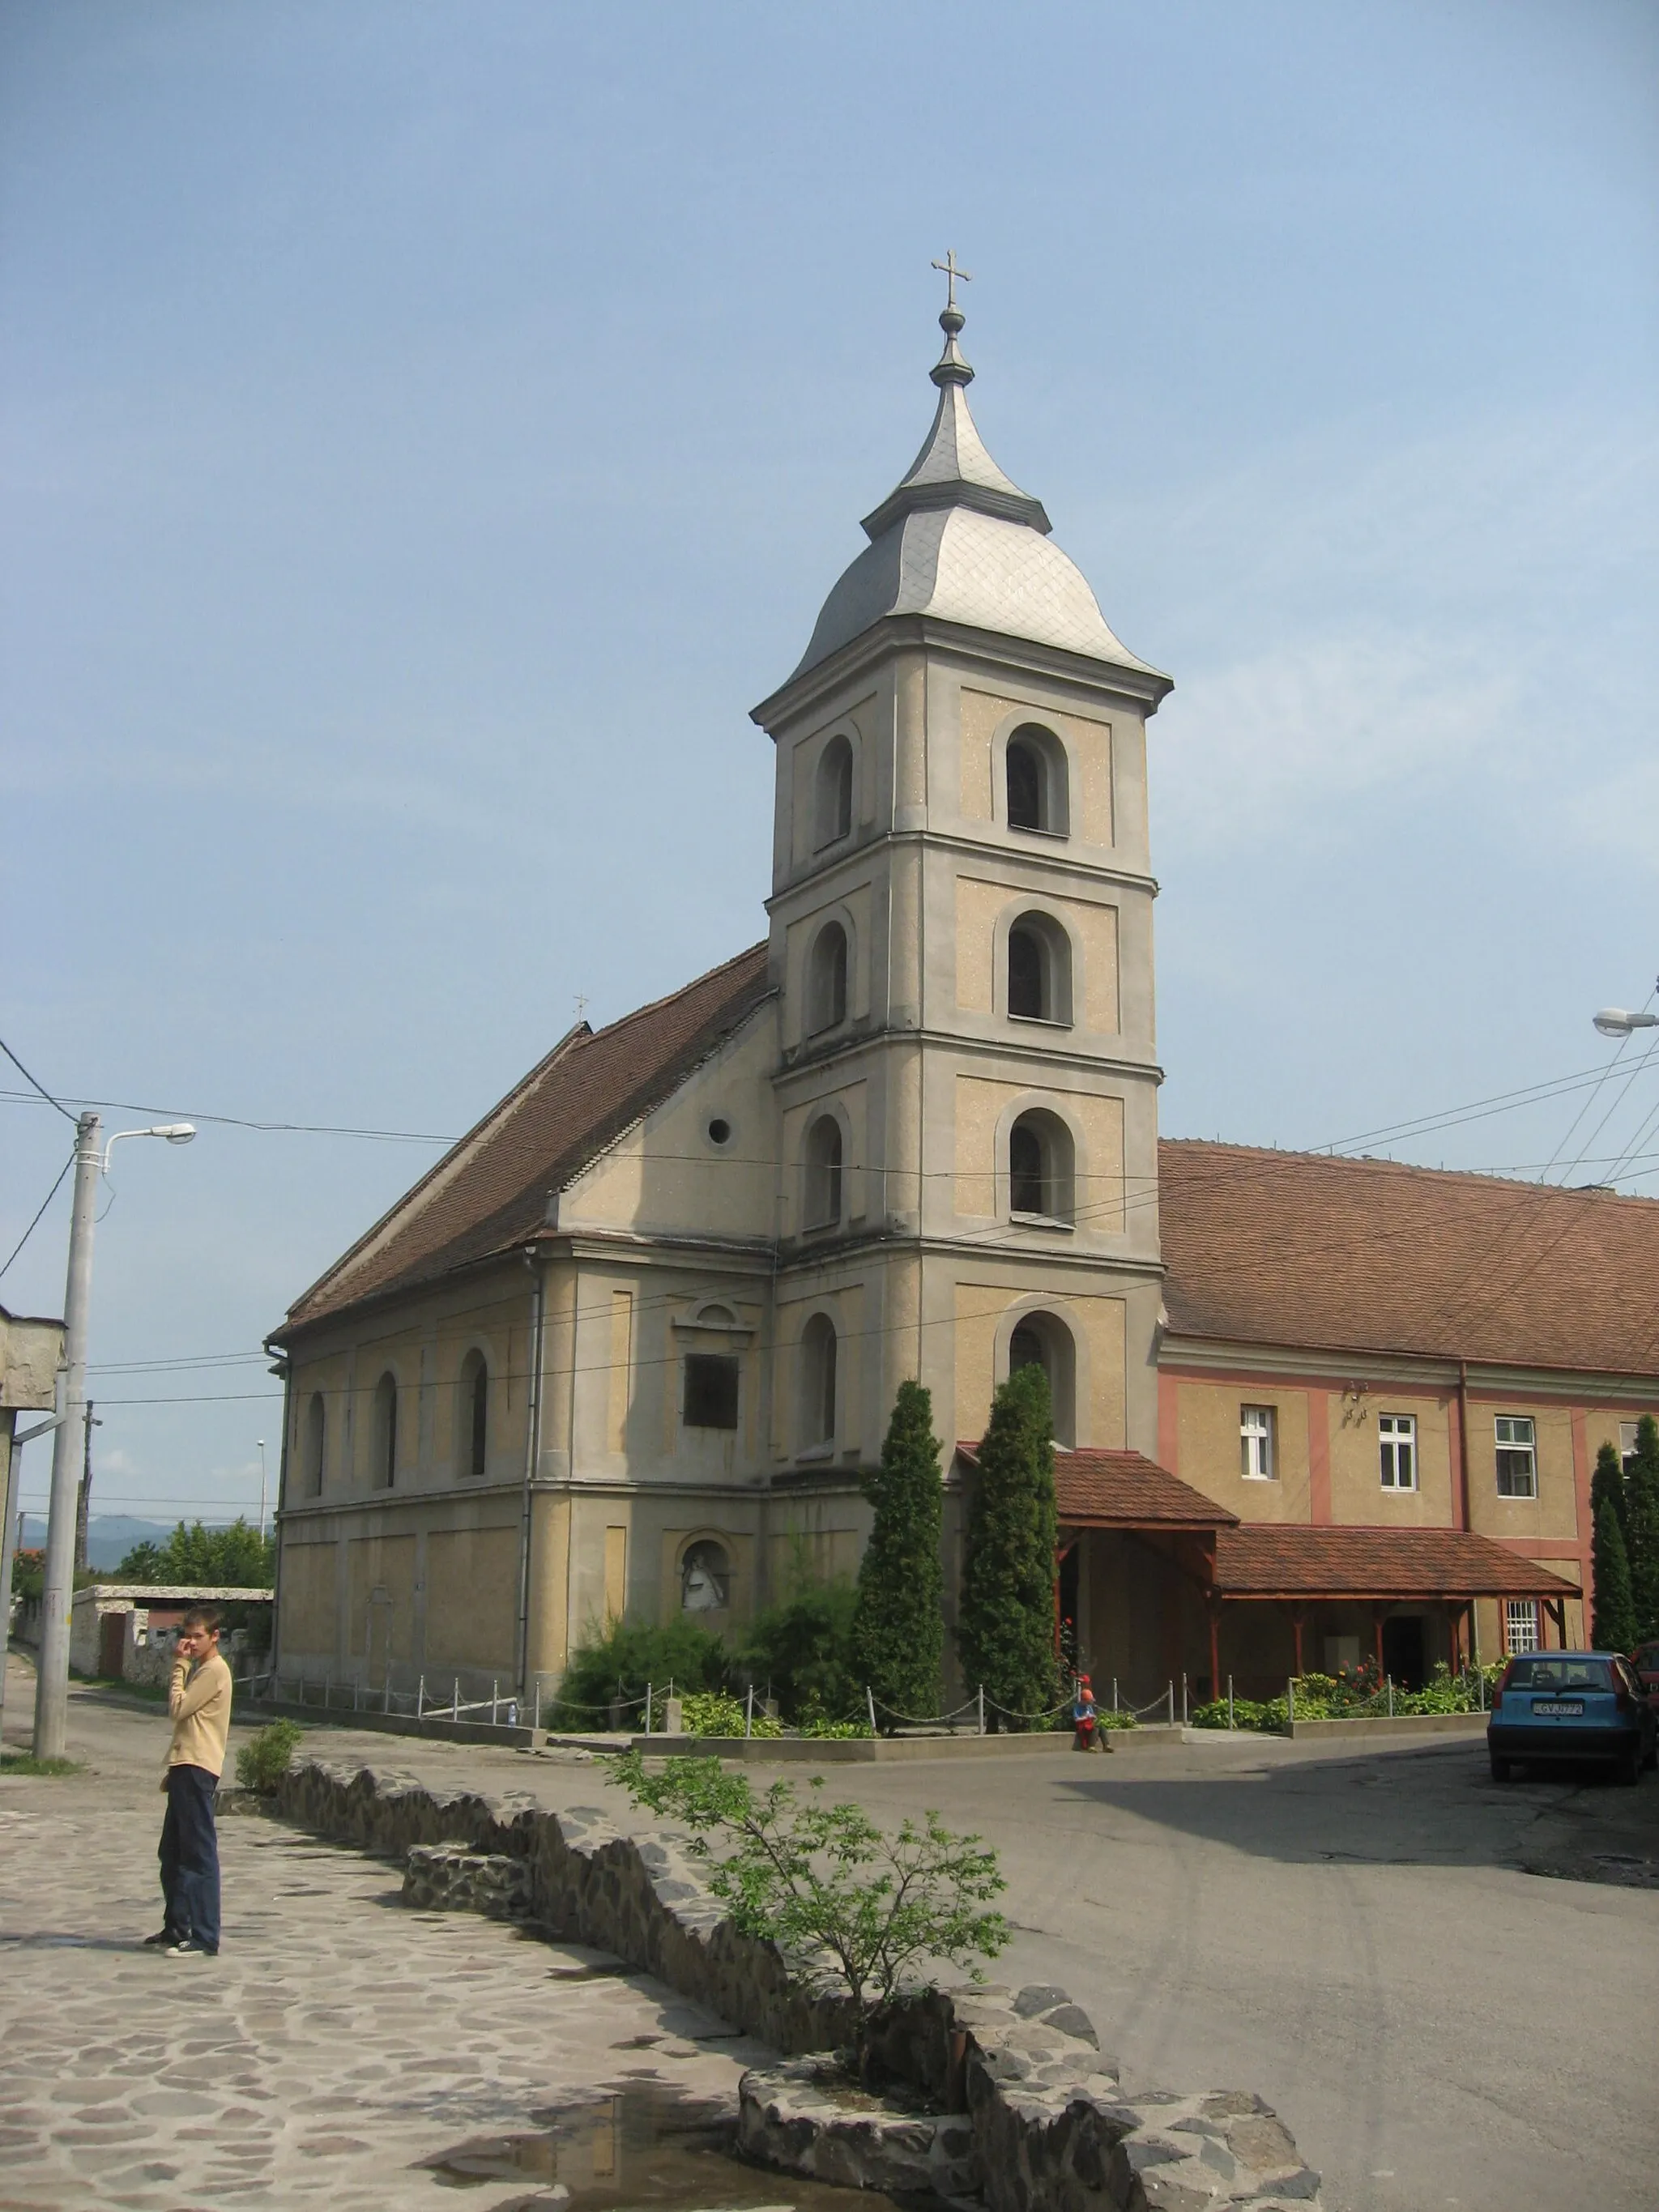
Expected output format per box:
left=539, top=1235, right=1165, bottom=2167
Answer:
left=1488, top=1651, right=1658, bottom=1785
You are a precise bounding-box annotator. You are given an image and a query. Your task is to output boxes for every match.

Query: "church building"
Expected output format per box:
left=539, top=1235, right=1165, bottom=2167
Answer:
left=268, top=293, right=1658, bottom=1711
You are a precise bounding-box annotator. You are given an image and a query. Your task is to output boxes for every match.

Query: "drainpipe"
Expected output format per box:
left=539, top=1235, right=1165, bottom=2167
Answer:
left=515, top=1248, right=546, bottom=1700
left=1456, top=1360, right=1473, bottom=1532
left=263, top=1340, right=292, bottom=1677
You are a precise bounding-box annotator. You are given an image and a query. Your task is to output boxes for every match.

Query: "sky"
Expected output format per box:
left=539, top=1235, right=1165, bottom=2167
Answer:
left=3, top=1, right=1656, bottom=1526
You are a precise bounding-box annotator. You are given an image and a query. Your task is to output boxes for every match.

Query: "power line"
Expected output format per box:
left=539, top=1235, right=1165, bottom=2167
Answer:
left=0, top=1038, right=76, bottom=1122
left=0, top=1088, right=450, bottom=1145
left=0, top=1146, right=75, bottom=1282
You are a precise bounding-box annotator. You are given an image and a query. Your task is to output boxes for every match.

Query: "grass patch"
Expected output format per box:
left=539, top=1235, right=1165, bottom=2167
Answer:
left=1, top=1751, right=83, bottom=1776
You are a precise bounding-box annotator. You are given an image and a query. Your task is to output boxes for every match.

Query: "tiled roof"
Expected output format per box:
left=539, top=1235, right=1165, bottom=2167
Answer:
left=1213, top=1524, right=1580, bottom=1600
left=956, top=1443, right=1238, bottom=1529
left=1159, top=1139, right=1659, bottom=1377
left=280, top=945, right=773, bottom=1332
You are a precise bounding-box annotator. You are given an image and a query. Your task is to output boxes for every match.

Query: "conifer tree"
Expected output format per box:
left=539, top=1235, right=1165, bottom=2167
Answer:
left=851, top=1381, right=944, bottom=1728
left=957, top=1362, right=1060, bottom=1731
left=1592, top=1490, right=1636, bottom=1656
left=1589, top=1439, right=1629, bottom=1551
left=1625, top=1413, right=1659, bottom=1643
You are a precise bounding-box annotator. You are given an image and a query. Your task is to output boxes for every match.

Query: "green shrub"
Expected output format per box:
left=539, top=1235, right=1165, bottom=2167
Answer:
left=235, top=1719, right=303, bottom=1795
left=552, top=1617, right=730, bottom=1728
left=680, top=1690, right=782, bottom=1739
left=1190, top=1697, right=1279, bottom=1732
left=118, top=1517, right=274, bottom=1588
left=609, top=1750, right=1006, bottom=2080
left=797, top=1714, right=875, bottom=1739
left=740, top=1577, right=861, bottom=1726
left=1095, top=1707, right=1139, bottom=1732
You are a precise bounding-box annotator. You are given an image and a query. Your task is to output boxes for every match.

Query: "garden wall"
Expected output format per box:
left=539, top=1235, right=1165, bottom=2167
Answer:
left=272, top=1756, right=1324, bottom=2210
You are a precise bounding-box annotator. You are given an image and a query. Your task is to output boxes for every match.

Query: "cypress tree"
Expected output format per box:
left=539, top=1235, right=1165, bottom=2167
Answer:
left=1592, top=1491, right=1636, bottom=1655
left=1626, top=1414, right=1659, bottom=1643
left=851, top=1381, right=945, bottom=1728
left=957, top=1362, right=1061, bottom=1731
left=1589, top=1438, right=1628, bottom=1551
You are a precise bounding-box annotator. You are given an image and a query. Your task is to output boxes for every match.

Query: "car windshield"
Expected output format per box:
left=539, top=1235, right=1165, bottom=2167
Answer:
left=1507, top=1658, right=1611, bottom=1691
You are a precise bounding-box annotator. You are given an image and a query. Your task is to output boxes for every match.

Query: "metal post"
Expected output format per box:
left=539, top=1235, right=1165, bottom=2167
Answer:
left=1111, top=1677, right=1119, bottom=1714
left=416, top=1673, right=424, bottom=1719
left=383, top=1673, right=390, bottom=1714
left=1387, top=1676, right=1394, bottom=1718
left=534, top=1680, right=542, bottom=1733
left=453, top=1677, right=460, bottom=1721
left=1166, top=1681, right=1175, bottom=1725
left=868, top=1684, right=880, bottom=1736
left=744, top=1684, right=753, bottom=1741
left=645, top=1682, right=652, bottom=1735
left=34, top=1112, right=101, bottom=1760
left=492, top=1678, right=499, bottom=1726
left=1182, top=1673, right=1188, bottom=1726
left=1227, top=1674, right=1235, bottom=1731
left=977, top=1683, right=985, bottom=1737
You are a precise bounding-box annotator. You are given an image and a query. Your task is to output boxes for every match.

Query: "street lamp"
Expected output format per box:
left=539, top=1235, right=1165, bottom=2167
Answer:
left=32, top=1115, right=197, bottom=1759
left=1593, top=1008, right=1659, bottom=1039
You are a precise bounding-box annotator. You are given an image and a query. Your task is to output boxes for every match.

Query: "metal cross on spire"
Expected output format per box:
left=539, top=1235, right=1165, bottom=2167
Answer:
left=930, top=250, right=972, bottom=313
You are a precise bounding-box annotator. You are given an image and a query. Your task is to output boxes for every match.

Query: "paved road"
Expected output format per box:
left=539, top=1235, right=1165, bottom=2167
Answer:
left=7, top=1673, right=1656, bottom=2212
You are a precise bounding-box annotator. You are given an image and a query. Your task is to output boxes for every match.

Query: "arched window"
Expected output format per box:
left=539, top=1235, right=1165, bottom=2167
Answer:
left=459, top=1350, right=488, bottom=1479
left=304, top=1392, right=326, bottom=1498
left=814, top=734, right=854, bottom=850
left=804, top=1115, right=843, bottom=1230
left=1005, top=724, right=1068, bottom=837
left=372, top=1372, right=398, bottom=1490
left=1009, top=1110, right=1074, bottom=1223
left=1007, top=1310, right=1077, bottom=1447
left=680, top=1538, right=731, bottom=1612
left=800, top=1313, right=838, bottom=1447
left=808, top=921, right=849, bottom=1035
left=1006, top=912, right=1072, bottom=1025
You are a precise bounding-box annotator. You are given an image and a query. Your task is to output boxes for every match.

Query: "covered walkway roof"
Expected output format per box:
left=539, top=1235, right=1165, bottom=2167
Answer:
left=1213, top=1525, right=1580, bottom=1603
left=957, top=1444, right=1238, bottom=1532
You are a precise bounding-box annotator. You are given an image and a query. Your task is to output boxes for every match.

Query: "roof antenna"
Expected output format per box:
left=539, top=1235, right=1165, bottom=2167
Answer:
left=574, top=993, right=589, bottom=1023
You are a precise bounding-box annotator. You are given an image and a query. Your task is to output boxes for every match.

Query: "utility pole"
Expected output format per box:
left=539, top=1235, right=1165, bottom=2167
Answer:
left=32, top=1111, right=101, bottom=1760
left=257, top=1438, right=267, bottom=1542
left=74, top=1400, right=102, bottom=1578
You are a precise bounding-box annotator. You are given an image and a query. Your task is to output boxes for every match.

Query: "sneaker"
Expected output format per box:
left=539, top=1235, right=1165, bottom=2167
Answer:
left=142, top=1929, right=177, bottom=1949
left=164, top=1940, right=216, bottom=1958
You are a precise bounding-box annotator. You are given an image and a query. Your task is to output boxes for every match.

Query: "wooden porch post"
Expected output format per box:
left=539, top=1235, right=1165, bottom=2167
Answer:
left=1290, top=1606, right=1305, bottom=1677
left=1208, top=1601, right=1222, bottom=1702
left=1371, top=1605, right=1384, bottom=1674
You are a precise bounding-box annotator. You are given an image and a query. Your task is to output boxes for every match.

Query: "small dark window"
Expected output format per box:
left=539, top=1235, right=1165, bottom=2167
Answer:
left=373, top=1372, right=397, bottom=1489
left=800, top=1313, right=838, bottom=1446
left=1010, top=1324, right=1045, bottom=1376
left=804, top=1115, right=843, bottom=1229
left=1006, top=738, right=1043, bottom=830
left=707, top=1117, right=731, bottom=1145
left=468, top=1357, right=488, bottom=1479
left=815, top=735, right=854, bottom=850
left=684, top=1354, right=740, bottom=1430
left=808, top=922, right=849, bottom=1034
left=1009, top=1123, right=1045, bottom=1216
left=305, top=1392, right=326, bottom=1498
left=1008, top=925, right=1046, bottom=1020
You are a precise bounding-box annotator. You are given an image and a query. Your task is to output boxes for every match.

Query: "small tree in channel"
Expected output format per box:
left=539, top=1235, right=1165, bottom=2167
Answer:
left=957, top=1362, right=1061, bottom=1730
left=1625, top=1415, right=1659, bottom=1643
left=851, top=1381, right=945, bottom=1729
left=1592, top=1490, right=1637, bottom=1656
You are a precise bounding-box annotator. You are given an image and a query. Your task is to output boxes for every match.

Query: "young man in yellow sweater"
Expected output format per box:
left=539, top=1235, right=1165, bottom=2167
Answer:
left=147, top=1606, right=232, bottom=1958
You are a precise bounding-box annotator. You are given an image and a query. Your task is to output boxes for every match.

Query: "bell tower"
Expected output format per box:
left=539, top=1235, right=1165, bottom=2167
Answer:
left=751, top=275, right=1171, bottom=1476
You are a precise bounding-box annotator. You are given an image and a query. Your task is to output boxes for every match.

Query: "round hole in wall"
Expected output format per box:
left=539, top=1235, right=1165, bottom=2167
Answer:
left=707, top=1118, right=731, bottom=1146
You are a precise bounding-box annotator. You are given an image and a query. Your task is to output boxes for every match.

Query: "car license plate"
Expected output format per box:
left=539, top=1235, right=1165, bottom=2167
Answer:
left=1532, top=1700, right=1583, bottom=1716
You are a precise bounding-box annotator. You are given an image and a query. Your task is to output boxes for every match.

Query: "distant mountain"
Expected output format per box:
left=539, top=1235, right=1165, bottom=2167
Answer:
left=17, top=1515, right=245, bottom=1573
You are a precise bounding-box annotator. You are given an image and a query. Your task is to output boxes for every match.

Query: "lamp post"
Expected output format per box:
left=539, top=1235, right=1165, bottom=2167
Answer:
left=32, top=1117, right=195, bottom=1759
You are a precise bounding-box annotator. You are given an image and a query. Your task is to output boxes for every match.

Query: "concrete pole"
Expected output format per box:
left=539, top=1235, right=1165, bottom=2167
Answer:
left=33, top=1111, right=101, bottom=1760
left=0, top=1414, right=18, bottom=1737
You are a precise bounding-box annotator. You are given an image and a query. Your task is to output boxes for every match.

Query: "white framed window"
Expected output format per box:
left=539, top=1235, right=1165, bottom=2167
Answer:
left=1504, top=1599, right=1539, bottom=1655
left=1495, top=1415, right=1537, bottom=1499
left=1379, top=1413, right=1417, bottom=1491
left=1621, top=1421, right=1642, bottom=1472
left=1240, top=1404, right=1276, bottom=1481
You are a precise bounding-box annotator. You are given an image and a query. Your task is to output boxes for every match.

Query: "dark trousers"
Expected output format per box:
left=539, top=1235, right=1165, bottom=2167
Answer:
left=159, top=1764, right=220, bottom=1952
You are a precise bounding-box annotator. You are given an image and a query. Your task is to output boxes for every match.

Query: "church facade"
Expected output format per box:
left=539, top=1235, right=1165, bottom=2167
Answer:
left=268, top=299, right=1658, bottom=1711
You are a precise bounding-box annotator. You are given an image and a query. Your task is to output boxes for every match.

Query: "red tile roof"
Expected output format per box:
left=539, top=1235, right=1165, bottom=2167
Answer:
left=1159, top=1139, right=1659, bottom=1377
left=956, top=1443, right=1238, bottom=1529
left=279, top=944, right=773, bottom=1332
left=1213, top=1524, right=1580, bottom=1600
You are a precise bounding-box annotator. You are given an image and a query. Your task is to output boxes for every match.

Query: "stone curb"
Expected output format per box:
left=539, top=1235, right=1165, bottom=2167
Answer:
left=272, top=1754, right=1324, bottom=2212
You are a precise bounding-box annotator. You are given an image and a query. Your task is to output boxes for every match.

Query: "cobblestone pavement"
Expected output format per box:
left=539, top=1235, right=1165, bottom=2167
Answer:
left=0, top=1675, right=791, bottom=2212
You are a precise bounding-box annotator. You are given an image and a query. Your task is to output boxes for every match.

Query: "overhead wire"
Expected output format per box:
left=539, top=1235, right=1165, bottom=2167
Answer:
left=0, top=1146, right=76, bottom=1283
left=0, top=1037, right=76, bottom=1121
